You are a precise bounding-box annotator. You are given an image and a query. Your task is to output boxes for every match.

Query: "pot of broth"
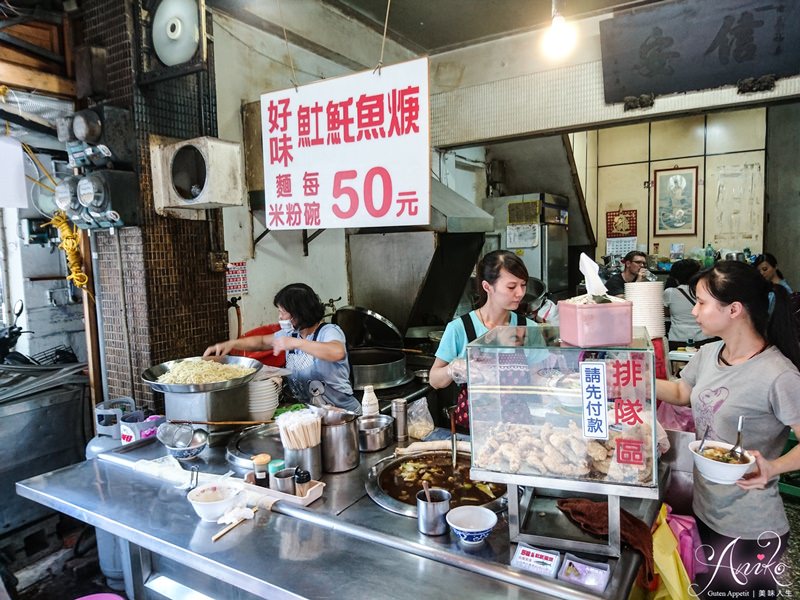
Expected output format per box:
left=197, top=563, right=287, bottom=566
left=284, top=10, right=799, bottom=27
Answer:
left=365, top=451, right=506, bottom=517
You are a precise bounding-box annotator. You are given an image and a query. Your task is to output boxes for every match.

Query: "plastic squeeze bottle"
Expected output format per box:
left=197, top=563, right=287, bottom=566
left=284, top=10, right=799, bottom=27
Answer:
left=704, top=244, right=715, bottom=268
left=361, top=385, right=380, bottom=416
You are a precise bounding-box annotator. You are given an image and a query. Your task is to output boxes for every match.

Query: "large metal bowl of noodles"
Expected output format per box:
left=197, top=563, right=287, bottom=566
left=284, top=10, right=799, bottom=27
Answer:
left=366, top=451, right=507, bottom=517
left=141, top=355, right=263, bottom=394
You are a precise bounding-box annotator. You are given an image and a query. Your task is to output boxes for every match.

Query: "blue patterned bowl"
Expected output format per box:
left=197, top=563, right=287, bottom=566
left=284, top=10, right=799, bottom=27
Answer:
left=157, top=424, right=208, bottom=461
left=446, top=506, right=497, bottom=547
left=165, top=442, right=206, bottom=461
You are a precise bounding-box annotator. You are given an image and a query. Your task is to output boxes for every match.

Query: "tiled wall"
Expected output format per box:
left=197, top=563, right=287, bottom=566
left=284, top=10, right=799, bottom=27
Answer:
left=83, top=0, right=228, bottom=411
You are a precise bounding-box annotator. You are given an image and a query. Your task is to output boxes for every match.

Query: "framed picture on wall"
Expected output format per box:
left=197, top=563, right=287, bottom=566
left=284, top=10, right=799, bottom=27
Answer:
left=653, top=166, right=698, bottom=236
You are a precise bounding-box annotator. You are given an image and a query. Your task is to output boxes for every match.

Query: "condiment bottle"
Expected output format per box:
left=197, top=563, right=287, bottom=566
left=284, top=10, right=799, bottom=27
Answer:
left=293, top=467, right=312, bottom=497
left=392, top=398, right=408, bottom=442
left=361, top=384, right=379, bottom=416
left=252, top=453, right=271, bottom=487
left=267, top=459, right=285, bottom=489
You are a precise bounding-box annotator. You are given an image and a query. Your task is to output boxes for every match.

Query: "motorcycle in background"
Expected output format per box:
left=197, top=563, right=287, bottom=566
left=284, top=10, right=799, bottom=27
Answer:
left=0, top=300, right=36, bottom=365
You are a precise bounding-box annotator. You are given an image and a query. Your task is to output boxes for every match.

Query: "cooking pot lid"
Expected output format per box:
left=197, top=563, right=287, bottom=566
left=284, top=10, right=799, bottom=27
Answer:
left=332, top=306, right=402, bottom=348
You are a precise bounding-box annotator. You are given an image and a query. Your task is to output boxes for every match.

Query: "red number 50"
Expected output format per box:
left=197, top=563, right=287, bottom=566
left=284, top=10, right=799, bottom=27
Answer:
left=332, top=167, right=392, bottom=220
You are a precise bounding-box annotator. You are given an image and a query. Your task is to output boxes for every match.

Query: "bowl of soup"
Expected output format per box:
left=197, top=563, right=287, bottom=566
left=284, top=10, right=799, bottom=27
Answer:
left=688, top=440, right=755, bottom=485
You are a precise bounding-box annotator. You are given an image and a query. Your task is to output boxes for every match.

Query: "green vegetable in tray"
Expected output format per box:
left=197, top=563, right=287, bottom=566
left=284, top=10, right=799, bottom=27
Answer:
left=273, top=403, right=307, bottom=417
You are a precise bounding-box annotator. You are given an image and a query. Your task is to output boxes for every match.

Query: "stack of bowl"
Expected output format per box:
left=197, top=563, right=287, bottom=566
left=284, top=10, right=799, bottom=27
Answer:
left=248, top=377, right=281, bottom=421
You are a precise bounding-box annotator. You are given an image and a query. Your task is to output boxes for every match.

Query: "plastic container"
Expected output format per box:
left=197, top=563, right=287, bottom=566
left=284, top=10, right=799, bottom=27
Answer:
left=268, top=459, right=285, bottom=489
left=361, top=385, right=379, bottom=416
left=252, top=453, right=271, bottom=487
left=557, top=300, right=632, bottom=347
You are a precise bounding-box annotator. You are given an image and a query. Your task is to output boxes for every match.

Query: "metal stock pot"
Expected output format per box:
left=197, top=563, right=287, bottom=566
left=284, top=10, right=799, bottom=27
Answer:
left=333, top=306, right=413, bottom=390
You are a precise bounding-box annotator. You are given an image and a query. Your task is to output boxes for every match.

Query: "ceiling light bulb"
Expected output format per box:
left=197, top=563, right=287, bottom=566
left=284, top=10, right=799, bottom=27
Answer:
left=542, top=13, right=577, bottom=60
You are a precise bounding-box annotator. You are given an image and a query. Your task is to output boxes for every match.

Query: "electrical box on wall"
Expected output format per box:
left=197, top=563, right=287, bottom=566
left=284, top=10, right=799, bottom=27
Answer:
left=55, top=171, right=141, bottom=229
left=150, top=136, right=245, bottom=216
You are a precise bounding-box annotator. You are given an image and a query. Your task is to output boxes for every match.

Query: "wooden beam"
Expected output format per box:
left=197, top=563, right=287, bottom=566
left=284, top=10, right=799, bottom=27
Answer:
left=79, top=230, right=103, bottom=412
left=0, top=59, right=75, bottom=97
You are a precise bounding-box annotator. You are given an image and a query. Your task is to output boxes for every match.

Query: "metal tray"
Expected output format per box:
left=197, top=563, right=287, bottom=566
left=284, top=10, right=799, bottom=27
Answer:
left=225, top=423, right=283, bottom=472
left=141, top=356, right=262, bottom=393
left=365, top=450, right=507, bottom=518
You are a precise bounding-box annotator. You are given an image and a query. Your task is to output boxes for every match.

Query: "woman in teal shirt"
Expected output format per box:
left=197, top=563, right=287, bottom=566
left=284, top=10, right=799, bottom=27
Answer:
left=430, top=250, right=536, bottom=428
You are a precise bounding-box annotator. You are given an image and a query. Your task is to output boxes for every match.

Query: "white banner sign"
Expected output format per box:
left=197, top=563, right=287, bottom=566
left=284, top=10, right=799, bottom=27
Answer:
left=580, top=361, right=609, bottom=440
left=260, top=57, right=430, bottom=230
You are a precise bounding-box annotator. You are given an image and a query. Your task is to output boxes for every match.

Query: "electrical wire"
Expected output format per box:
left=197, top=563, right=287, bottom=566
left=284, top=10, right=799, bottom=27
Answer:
left=43, top=211, right=94, bottom=302
left=21, top=142, right=58, bottom=187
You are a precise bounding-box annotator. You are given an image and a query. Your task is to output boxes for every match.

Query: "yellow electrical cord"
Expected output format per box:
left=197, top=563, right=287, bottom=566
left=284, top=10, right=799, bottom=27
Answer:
left=43, top=211, right=94, bottom=303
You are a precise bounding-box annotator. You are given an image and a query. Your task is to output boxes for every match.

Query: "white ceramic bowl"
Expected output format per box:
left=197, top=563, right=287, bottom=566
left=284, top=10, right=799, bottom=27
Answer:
left=689, top=440, right=755, bottom=485
left=187, top=483, right=243, bottom=522
left=446, top=505, right=497, bottom=546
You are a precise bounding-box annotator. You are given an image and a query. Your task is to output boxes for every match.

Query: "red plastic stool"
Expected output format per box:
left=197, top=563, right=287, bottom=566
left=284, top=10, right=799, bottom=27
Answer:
left=74, top=594, right=127, bottom=600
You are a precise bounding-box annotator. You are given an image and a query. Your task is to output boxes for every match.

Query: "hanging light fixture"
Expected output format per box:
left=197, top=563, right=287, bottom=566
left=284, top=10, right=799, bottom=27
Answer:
left=541, top=0, right=577, bottom=60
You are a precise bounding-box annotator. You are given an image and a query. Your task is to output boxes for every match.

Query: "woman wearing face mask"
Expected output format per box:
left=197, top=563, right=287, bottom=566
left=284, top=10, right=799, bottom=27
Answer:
left=204, top=283, right=360, bottom=413
left=429, top=250, right=536, bottom=430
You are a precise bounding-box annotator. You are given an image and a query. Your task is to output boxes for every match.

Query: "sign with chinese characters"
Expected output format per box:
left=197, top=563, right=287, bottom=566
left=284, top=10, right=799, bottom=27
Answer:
left=609, top=357, right=647, bottom=468
left=599, top=0, right=800, bottom=102
left=260, top=58, right=430, bottom=230
left=580, top=361, right=608, bottom=440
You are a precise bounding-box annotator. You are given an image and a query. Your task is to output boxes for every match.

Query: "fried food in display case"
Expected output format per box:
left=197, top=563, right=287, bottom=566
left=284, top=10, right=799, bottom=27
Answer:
left=466, top=325, right=657, bottom=491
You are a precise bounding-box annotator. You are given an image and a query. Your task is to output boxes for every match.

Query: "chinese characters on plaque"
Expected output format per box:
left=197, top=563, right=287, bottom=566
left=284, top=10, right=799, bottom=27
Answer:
left=260, top=57, right=430, bottom=230
left=581, top=358, right=646, bottom=467
left=600, top=0, right=800, bottom=103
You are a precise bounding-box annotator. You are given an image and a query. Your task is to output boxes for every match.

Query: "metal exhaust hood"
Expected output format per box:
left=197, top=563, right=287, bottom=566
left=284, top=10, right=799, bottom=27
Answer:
left=429, top=177, right=494, bottom=233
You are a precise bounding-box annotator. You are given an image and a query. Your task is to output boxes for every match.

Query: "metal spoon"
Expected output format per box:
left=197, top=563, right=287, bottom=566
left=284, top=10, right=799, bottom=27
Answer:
left=422, top=480, right=432, bottom=503
left=697, top=425, right=710, bottom=454
left=728, top=416, right=745, bottom=460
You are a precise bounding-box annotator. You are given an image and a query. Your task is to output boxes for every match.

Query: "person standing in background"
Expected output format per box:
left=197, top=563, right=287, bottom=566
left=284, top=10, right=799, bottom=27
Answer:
left=663, top=259, right=712, bottom=351
left=604, top=250, right=650, bottom=297
left=755, top=253, right=793, bottom=294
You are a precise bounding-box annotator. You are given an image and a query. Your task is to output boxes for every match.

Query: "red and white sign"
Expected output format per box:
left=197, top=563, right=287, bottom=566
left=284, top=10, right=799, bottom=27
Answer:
left=260, top=57, right=430, bottom=230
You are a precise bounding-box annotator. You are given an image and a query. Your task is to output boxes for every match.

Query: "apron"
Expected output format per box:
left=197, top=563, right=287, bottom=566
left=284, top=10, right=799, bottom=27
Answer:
left=285, top=323, right=326, bottom=404
left=284, top=324, right=361, bottom=412
left=453, top=312, right=533, bottom=430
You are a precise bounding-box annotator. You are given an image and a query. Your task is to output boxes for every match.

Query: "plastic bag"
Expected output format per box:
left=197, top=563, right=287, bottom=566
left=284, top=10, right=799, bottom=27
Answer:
left=407, top=398, right=434, bottom=440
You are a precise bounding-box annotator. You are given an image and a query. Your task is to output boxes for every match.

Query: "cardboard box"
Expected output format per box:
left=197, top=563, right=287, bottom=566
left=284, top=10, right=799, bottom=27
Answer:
left=558, top=299, right=633, bottom=347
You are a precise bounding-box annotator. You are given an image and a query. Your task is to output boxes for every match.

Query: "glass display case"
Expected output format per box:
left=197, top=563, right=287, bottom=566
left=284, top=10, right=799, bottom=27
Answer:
left=466, top=326, right=659, bottom=555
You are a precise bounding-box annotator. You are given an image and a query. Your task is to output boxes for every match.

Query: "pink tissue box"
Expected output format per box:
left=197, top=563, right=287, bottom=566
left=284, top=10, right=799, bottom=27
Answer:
left=558, top=299, right=633, bottom=347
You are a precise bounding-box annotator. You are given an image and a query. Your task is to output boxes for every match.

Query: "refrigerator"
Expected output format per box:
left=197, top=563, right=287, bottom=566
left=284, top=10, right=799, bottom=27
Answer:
left=482, top=193, right=569, bottom=296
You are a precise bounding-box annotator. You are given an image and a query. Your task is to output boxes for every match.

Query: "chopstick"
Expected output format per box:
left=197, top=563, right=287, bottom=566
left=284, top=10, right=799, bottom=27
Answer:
left=212, top=507, right=259, bottom=542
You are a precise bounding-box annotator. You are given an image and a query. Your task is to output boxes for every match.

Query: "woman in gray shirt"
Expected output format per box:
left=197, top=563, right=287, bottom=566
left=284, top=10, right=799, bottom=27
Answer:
left=656, top=261, right=800, bottom=597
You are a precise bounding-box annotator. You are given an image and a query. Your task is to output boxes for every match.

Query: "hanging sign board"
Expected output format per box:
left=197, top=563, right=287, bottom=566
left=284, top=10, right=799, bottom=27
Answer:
left=260, top=57, right=430, bottom=230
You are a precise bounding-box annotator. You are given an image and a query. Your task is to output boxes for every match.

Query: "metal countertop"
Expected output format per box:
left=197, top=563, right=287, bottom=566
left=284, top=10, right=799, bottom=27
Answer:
left=16, top=436, right=660, bottom=599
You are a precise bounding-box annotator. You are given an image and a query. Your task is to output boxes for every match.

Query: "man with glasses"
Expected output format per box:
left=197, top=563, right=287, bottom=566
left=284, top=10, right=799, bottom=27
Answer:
left=605, top=250, right=649, bottom=296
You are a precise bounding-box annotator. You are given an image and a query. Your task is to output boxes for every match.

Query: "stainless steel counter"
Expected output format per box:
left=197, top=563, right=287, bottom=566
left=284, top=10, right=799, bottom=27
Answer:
left=16, top=437, right=661, bottom=600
